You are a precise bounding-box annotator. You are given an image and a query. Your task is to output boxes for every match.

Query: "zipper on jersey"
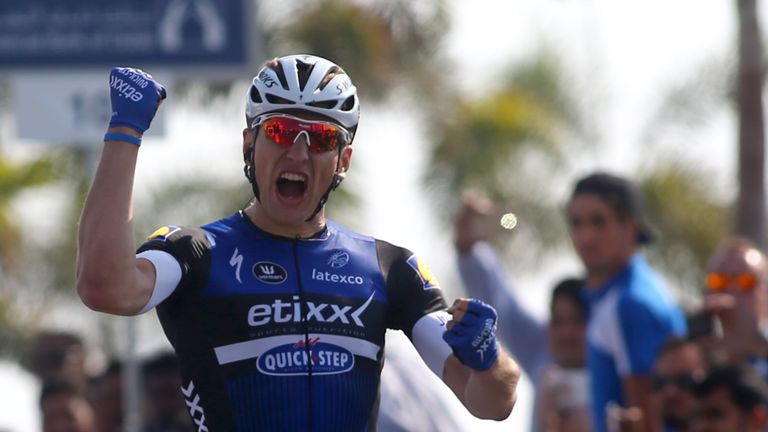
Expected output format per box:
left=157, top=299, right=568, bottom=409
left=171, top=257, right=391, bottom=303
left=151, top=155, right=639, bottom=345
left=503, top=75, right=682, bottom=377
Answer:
left=292, top=238, right=314, bottom=431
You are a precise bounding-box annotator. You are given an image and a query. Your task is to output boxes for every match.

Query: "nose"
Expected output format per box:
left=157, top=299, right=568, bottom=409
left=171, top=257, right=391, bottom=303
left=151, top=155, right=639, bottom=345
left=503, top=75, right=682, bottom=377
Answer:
left=286, top=131, right=311, bottom=159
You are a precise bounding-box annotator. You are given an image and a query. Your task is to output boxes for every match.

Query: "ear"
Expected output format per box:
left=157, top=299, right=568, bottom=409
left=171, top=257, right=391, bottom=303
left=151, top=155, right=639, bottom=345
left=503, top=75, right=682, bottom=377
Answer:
left=337, top=145, right=353, bottom=180
left=243, top=128, right=255, bottom=162
left=623, top=217, right=641, bottom=244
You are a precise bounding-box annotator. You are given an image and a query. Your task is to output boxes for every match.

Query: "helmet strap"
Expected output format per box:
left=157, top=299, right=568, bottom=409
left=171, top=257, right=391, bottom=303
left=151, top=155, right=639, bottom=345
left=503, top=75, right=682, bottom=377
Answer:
left=244, top=132, right=261, bottom=203
left=305, top=147, right=344, bottom=222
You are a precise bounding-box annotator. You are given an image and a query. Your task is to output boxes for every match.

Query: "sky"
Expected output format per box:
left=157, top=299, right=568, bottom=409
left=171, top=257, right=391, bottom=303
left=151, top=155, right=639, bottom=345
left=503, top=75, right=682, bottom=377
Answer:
left=0, top=0, right=760, bottom=431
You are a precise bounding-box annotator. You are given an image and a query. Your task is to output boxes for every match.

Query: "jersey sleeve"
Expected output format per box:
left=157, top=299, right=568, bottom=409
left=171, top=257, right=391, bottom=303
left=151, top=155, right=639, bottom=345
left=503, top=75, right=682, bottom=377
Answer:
left=137, top=225, right=213, bottom=306
left=376, top=240, right=449, bottom=337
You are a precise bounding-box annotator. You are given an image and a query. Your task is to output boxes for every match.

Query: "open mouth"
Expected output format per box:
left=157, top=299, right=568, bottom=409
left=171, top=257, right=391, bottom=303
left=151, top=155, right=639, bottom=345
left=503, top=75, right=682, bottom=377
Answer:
left=276, top=172, right=307, bottom=200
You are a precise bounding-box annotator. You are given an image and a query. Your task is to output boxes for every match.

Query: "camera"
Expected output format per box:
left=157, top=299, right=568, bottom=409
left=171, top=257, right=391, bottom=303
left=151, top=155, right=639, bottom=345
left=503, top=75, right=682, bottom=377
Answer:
left=686, top=310, right=714, bottom=339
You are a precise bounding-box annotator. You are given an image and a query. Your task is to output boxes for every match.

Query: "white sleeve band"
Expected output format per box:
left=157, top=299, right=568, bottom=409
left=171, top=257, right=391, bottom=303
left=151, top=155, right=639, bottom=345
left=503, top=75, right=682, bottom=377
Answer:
left=136, top=250, right=183, bottom=314
left=411, top=310, right=453, bottom=378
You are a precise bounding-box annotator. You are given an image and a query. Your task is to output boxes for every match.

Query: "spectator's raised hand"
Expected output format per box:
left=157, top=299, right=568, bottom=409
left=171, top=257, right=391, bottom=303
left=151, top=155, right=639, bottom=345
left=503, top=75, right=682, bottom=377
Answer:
left=703, top=292, right=768, bottom=364
left=454, top=192, right=495, bottom=253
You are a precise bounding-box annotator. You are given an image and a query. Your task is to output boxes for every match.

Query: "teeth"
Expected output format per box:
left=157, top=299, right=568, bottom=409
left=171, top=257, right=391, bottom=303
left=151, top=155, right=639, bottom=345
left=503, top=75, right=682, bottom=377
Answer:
left=280, top=172, right=307, bottom=183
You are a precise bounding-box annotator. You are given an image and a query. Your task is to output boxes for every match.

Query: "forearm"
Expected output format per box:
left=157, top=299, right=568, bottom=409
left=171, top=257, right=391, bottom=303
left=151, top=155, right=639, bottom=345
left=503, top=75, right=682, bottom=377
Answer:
left=444, top=350, right=520, bottom=420
left=624, top=375, right=662, bottom=432
left=76, top=132, right=147, bottom=314
left=458, top=243, right=549, bottom=372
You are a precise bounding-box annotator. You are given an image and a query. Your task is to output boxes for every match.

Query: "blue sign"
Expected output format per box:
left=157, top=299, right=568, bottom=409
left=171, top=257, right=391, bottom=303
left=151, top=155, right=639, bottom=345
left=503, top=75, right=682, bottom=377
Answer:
left=0, top=0, right=249, bottom=68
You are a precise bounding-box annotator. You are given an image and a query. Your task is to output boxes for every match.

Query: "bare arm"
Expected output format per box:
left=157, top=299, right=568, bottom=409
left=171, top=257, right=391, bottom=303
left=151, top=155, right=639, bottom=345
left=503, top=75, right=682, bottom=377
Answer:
left=623, top=375, right=662, bottom=432
left=443, top=347, right=520, bottom=420
left=76, top=128, right=156, bottom=315
left=76, top=67, right=166, bottom=315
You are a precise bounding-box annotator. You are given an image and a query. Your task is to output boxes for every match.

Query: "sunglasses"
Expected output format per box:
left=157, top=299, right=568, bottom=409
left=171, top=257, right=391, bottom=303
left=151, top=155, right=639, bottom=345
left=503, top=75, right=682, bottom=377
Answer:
left=651, top=373, right=697, bottom=392
left=252, top=114, right=352, bottom=154
left=705, top=272, right=760, bottom=292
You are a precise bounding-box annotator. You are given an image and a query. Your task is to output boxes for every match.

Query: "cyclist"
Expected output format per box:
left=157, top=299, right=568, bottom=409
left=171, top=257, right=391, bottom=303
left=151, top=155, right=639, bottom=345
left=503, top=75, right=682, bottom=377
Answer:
left=76, top=54, right=520, bottom=431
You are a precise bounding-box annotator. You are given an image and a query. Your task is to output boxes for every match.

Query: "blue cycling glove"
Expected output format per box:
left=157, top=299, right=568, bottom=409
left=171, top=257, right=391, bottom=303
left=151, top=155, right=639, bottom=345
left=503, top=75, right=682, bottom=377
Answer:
left=442, top=299, right=499, bottom=371
left=108, top=67, right=166, bottom=133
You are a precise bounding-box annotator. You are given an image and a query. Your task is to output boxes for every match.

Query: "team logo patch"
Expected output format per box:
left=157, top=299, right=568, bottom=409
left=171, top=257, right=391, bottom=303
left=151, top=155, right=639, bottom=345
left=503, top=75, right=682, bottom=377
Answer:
left=406, top=255, right=440, bottom=290
left=252, top=262, right=288, bottom=284
left=257, top=339, right=354, bottom=376
left=147, top=225, right=180, bottom=241
left=328, top=250, right=350, bottom=268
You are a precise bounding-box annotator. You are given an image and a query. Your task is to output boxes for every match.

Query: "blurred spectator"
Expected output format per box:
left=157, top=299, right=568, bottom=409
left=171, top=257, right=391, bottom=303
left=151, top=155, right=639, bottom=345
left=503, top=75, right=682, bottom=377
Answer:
left=454, top=192, right=590, bottom=432
left=565, top=172, right=686, bottom=432
left=28, top=331, right=90, bottom=391
left=40, top=379, right=97, bottom=432
left=90, top=360, right=123, bottom=432
left=140, top=351, right=192, bottom=432
left=701, top=237, right=768, bottom=369
left=690, top=365, right=768, bottom=432
left=651, top=337, right=708, bottom=432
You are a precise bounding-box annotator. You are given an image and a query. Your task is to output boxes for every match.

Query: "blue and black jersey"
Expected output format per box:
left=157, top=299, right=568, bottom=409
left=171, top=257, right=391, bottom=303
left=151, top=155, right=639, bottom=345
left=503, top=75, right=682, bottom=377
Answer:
left=137, top=211, right=448, bottom=431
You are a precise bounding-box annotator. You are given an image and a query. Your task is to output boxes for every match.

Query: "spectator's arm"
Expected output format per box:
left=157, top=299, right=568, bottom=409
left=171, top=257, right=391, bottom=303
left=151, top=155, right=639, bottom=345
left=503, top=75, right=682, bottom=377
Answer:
left=458, top=242, right=550, bottom=377
left=622, top=375, right=662, bottom=432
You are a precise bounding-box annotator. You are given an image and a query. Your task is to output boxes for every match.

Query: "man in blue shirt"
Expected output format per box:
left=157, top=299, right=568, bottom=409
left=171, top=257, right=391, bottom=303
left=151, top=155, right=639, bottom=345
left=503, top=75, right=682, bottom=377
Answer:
left=566, top=172, right=686, bottom=432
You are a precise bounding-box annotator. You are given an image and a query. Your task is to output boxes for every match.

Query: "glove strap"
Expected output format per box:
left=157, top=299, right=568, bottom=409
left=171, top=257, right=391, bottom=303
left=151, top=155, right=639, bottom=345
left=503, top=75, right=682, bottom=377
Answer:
left=104, top=132, right=142, bottom=146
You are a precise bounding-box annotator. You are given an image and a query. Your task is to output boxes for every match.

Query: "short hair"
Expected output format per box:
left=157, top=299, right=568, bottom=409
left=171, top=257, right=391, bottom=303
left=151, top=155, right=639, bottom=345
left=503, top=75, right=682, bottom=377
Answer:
left=694, top=365, right=768, bottom=413
left=39, top=379, right=86, bottom=408
left=550, top=277, right=588, bottom=319
left=569, top=172, right=653, bottom=244
left=657, top=335, right=701, bottom=358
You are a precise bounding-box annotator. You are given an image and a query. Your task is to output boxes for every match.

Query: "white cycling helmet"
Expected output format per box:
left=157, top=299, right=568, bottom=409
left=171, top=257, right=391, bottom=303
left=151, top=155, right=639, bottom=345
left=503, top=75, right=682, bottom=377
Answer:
left=246, top=54, right=360, bottom=133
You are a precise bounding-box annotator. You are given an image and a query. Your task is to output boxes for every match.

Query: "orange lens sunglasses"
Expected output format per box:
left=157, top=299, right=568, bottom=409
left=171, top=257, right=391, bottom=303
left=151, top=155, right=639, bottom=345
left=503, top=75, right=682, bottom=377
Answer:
left=705, top=272, right=760, bottom=292
left=252, top=114, right=351, bottom=153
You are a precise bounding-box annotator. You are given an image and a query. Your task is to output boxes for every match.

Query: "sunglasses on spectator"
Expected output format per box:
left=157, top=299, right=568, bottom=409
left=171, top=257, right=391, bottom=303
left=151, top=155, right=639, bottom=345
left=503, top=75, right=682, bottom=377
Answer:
left=651, top=373, right=698, bottom=392
left=705, top=272, right=760, bottom=292
left=251, top=114, right=352, bottom=154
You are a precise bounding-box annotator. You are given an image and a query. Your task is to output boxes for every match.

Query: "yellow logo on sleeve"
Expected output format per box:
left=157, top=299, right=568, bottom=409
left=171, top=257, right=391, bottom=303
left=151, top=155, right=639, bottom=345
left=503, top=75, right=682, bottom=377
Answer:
left=406, top=255, right=440, bottom=290
left=147, top=225, right=180, bottom=241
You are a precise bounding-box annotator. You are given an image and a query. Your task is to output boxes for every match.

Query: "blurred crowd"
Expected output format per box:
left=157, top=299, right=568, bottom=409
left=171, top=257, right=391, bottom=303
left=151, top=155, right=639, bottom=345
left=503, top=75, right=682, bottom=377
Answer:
left=454, top=171, right=768, bottom=432
left=27, top=330, right=192, bottom=432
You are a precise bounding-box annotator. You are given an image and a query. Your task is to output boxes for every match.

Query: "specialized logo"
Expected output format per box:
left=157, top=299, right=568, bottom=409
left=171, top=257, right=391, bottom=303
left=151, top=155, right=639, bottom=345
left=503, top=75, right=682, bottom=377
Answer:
left=257, top=337, right=354, bottom=376
left=230, top=248, right=244, bottom=284
left=406, top=255, right=440, bottom=290
left=147, top=225, right=181, bottom=241
left=252, top=261, right=287, bottom=284
left=259, top=70, right=277, bottom=88
left=336, top=77, right=352, bottom=95
left=328, top=250, right=350, bottom=268
left=247, top=293, right=374, bottom=328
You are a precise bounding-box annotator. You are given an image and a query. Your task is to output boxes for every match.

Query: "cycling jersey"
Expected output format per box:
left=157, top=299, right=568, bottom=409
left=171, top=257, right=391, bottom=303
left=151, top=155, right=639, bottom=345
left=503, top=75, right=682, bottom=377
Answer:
left=137, top=211, right=449, bottom=432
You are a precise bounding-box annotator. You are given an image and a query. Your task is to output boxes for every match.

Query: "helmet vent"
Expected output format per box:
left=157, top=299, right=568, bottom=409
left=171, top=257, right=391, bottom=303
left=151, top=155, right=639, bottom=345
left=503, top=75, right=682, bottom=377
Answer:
left=265, top=94, right=296, bottom=105
left=307, top=100, right=337, bottom=109
left=340, top=96, right=356, bottom=111
left=296, top=60, right=316, bottom=92
left=317, top=67, right=342, bottom=91
left=249, top=86, right=262, bottom=103
left=271, top=61, right=290, bottom=90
